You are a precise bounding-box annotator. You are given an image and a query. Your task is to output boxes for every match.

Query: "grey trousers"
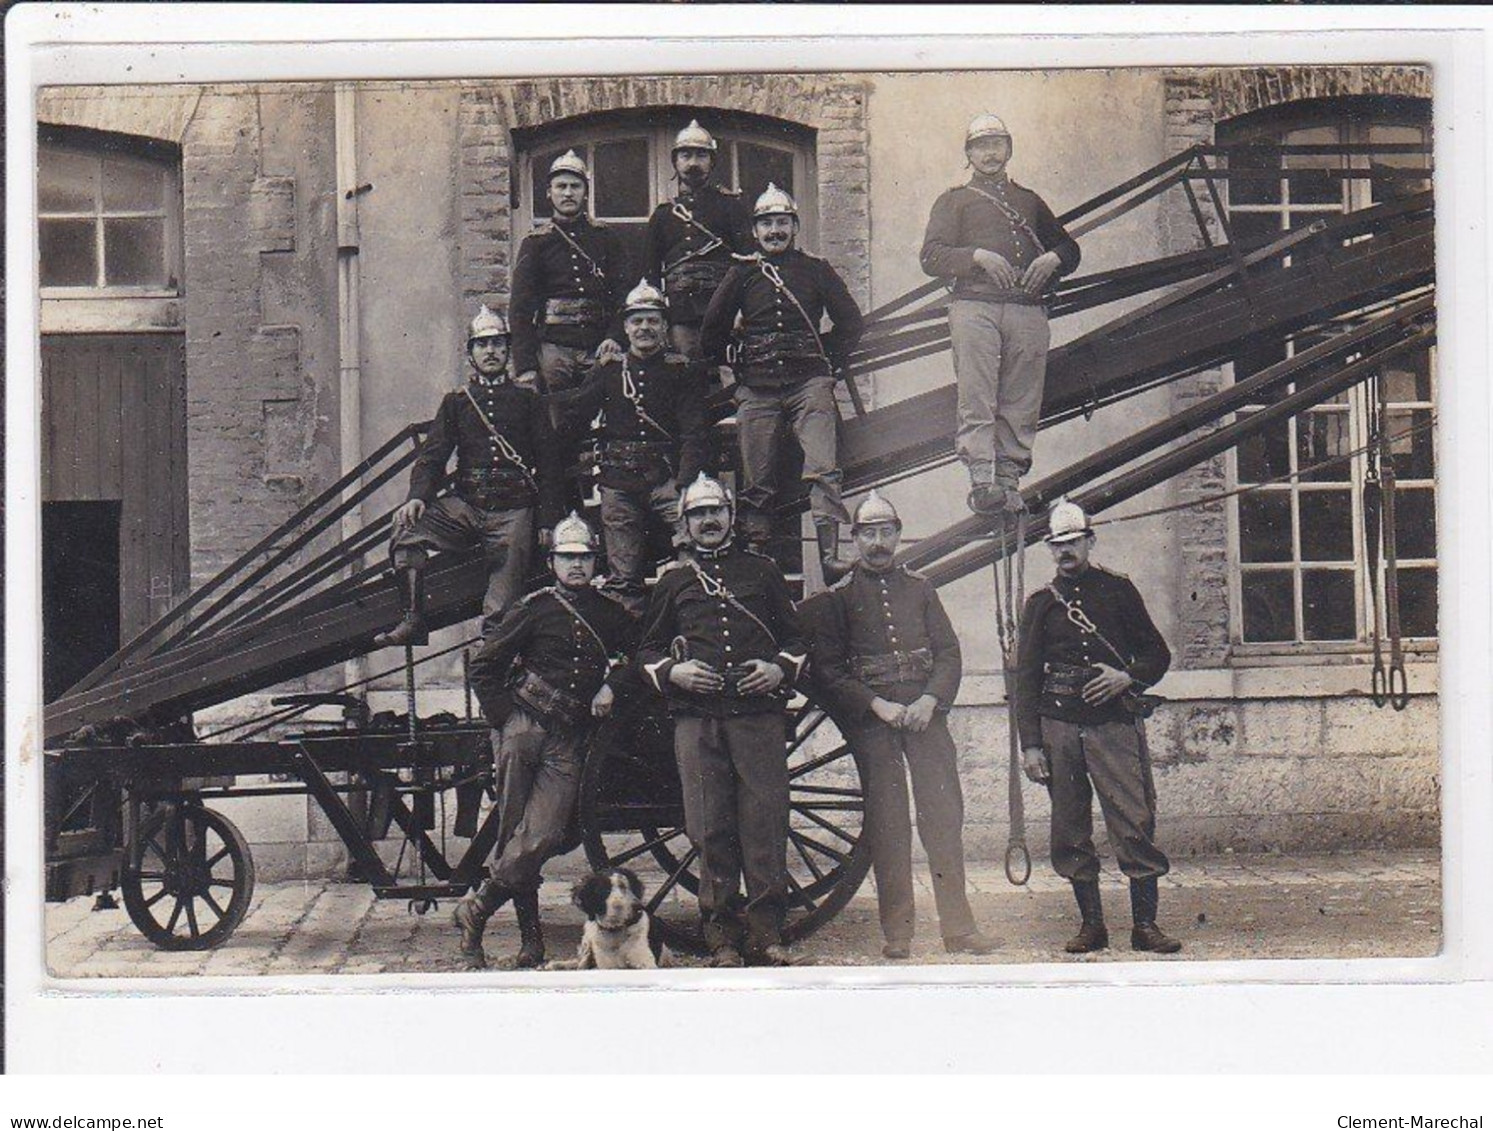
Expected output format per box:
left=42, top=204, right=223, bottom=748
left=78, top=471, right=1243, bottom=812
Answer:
left=389, top=498, right=533, bottom=635
left=857, top=715, right=978, bottom=945
left=1042, top=716, right=1170, bottom=883
left=734, top=375, right=849, bottom=532
left=488, top=706, right=585, bottom=892
left=599, top=482, right=683, bottom=615
left=673, top=712, right=790, bottom=954
left=948, top=299, right=1051, bottom=486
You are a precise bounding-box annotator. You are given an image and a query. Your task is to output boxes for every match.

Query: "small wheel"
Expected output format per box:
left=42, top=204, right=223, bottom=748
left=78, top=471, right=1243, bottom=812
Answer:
left=121, top=803, right=256, bottom=951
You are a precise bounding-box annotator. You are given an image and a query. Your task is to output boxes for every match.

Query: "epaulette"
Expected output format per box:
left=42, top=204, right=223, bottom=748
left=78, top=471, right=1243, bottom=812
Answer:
left=663, top=351, right=689, bottom=365
left=731, top=251, right=762, bottom=264
left=520, top=585, right=557, bottom=605
left=1092, top=563, right=1131, bottom=581
left=741, top=544, right=775, bottom=560
left=828, top=569, right=858, bottom=593
left=532, top=221, right=556, bottom=236
left=657, top=559, right=691, bottom=576
left=591, top=218, right=610, bottom=229
left=719, top=186, right=742, bottom=197
left=901, top=565, right=929, bottom=581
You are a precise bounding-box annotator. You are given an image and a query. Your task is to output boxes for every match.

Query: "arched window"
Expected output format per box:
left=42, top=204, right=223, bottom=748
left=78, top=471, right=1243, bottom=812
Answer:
left=515, top=109, right=815, bottom=287
left=38, top=126, right=182, bottom=295
left=1220, top=97, right=1435, bottom=650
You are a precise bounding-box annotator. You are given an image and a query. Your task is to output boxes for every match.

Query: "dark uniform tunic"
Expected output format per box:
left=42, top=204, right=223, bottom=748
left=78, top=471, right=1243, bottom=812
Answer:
left=810, top=564, right=980, bottom=945
left=509, top=217, right=627, bottom=381
left=636, top=541, right=808, bottom=955
left=645, top=184, right=753, bottom=327
left=553, top=349, right=710, bottom=494
left=468, top=584, right=639, bottom=892
left=700, top=249, right=865, bottom=388
left=700, top=248, right=865, bottom=534
left=920, top=173, right=1081, bottom=307
left=391, top=374, right=564, bottom=632
left=1015, top=563, right=1173, bottom=883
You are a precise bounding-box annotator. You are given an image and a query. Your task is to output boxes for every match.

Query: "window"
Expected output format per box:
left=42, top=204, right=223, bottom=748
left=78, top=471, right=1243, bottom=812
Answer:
left=518, top=112, right=814, bottom=288
left=38, top=130, right=182, bottom=294
left=1222, top=100, right=1435, bottom=648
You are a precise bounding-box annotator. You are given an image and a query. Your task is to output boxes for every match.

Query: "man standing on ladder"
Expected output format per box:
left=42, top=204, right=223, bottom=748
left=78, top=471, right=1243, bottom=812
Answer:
left=456, top=513, right=639, bottom=970
left=810, top=489, right=999, bottom=961
left=645, top=120, right=753, bottom=366
left=701, top=183, right=864, bottom=580
left=637, top=472, right=808, bottom=968
left=1014, top=500, right=1181, bottom=955
left=920, top=114, right=1081, bottom=515
left=549, top=278, right=710, bottom=615
left=374, top=305, right=564, bottom=647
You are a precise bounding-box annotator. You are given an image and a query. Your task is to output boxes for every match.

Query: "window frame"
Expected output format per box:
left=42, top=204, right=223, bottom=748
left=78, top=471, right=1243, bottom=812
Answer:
left=1220, top=102, right=1437, bottom=657
left=38, top=131, right=184, bottom=301
left=516, top=117, right=815, bottom=243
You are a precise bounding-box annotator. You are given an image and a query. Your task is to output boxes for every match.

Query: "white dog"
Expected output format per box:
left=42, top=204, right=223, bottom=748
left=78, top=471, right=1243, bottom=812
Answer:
left=550, top=868, right=667, bottom=970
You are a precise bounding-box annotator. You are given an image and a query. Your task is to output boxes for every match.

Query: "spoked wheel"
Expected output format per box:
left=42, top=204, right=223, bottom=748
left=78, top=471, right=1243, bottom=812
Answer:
left=579, top=701, right=871, bottom=955
left=121, top=803, right=256, bottom=951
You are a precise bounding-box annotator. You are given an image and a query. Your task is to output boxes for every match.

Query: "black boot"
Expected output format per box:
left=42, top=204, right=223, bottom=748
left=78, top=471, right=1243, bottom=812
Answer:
left=1130, top=876, right=1182, bottom=953
left=512, top=889, right=545, bottom=969
left=451, top=877, right=513, bottom=970
left=1064, top=880, right=1110, bottom=954
left=374, top=566, right=429, bottom=648
left=815, top=520, right=853, bottom=584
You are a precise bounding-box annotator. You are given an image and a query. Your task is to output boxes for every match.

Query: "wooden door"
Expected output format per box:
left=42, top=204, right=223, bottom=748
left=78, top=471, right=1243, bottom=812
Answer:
left=41, top=333, right=189, bottom=654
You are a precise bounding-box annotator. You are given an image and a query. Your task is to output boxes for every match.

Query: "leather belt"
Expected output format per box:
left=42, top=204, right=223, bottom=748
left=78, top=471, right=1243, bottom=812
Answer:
left=456, top=466, right=532, bottom=510
left=736, top=329, right=822, bottom=367
left=514, top=670, right=590, bottom=729
left=600, top=439, right=674, bottom=485
left=1041, top=660, right=1095, bottom=698
left=665, top=259, right=730, bottom=295
left=544, top=297, right=607, bottom=327
left=852, top=647, right=934, bottom=687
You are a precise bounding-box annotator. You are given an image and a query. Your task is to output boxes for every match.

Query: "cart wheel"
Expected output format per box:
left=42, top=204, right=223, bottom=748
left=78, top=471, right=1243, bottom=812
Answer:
left=121, top=803, right=256, bottom=951
left=579, top=702, right=872, bottom=956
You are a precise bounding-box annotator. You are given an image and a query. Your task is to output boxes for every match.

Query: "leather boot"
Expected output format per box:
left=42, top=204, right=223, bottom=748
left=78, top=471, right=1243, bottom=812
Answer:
left=968, top=463, right=1003, bottom=515
left=815, top=520, right=853, bottom=584
left=1130, top=876, right=1182, bottom=953
left=373, top=566, right=429, bottom=648
left=513, top=889, right=546, bottom=969
left=1064, top=879, right=1110, bottom=953
left=451, top=877, right=513, bottom=970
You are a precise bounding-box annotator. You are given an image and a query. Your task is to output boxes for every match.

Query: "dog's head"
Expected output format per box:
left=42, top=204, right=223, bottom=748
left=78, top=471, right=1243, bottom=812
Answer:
left=571, top=868, right=646, bottom=930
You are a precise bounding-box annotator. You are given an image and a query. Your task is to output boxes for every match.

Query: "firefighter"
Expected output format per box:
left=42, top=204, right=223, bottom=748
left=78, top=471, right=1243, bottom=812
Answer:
left=1014, top=499, right=1181, bottom=955
left=510, top=148, right=628, bottom=450
left=374, top=304, right=563, bottom=647
left=549, top=278, right=710, bottom=615
left=636, top=472, right=808, bottom=967
left=920, top=114, right=1082, bottom=515
left=455, top=512, right=639, bottom=970
left=645, top=120, right=753, bottom=363
left=811, top=490, right=999, bottom=960
left=700, top=184, right=864, bottom=581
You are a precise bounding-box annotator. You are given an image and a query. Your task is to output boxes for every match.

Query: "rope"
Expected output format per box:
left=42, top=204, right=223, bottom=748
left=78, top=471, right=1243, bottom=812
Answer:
left=990, top=510, right=1031, bottom=886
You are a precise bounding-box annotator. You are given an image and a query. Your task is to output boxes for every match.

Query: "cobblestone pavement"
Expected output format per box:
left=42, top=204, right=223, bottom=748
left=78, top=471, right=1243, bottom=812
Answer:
left=45, top=848, right=1440, bottom=978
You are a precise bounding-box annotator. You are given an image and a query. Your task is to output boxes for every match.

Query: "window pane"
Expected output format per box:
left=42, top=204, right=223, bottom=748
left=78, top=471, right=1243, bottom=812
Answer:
left=1397, top=566, right=1438, bottom=638
left=1283, top=125, right=1344, bottom=206
left=1299, top=490, right=1354, bottom=562
left=101, top=154, right=165, bottom=212
left=1241, top=570, right=1295, bottom=642
left=1239, top=492, right=1293, bottom=562
left=1229, top=209, right=1284, bottom=253
left=1225, top=144, right=1282, bottom=207
left=1368, top=124, right=1430, bottom=204
left=1236, top=414, right=1290, bottom=483
left=1297, top=409, right=1352, bottom=482
left=592, top=138, right=650, bottom=219
left=39, top=148, right=97, bottom=213
left=1302, top=569, right=1357, bottom=641
left=39, top=218, right=97, bottom=286
left=530, top=146, right=568, bottom=221
left=103, top=217, right=167, bottom=286
left=738, top=142, right=794, bottom=203
left=1385, top=408, right=1435, bottom=480
left=1392, top=488, right=1437, bottom=560
left=1382, top=351, right=1432, bottom=403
